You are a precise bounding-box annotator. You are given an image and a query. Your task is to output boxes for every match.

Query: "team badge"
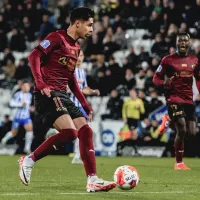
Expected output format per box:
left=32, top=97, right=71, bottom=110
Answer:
left=190, top=63, right=196, bottom=69
left=40, top=40, right=50, bottom=49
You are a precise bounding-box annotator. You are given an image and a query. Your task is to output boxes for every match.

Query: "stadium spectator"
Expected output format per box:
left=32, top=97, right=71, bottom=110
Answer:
left=124, top=68, right=136, bottom=90
left=39, top=14, right=54, bottom=40
left=148, top=90, right=163, bottom=113
left=10, top=28, right=26, bottom=52
left=14, top=58, right=32, bottom=81
left=101, top=89, right=123, bottom=120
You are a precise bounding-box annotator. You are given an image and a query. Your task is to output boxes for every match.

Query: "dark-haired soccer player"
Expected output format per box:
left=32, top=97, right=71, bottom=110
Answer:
left=153, top=33, right=200, bottom=170
left=18, top=7, right=116, bottom=192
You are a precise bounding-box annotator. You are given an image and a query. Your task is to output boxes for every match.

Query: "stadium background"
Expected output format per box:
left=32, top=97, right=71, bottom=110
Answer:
left=0, top=0, right=200, bottom=157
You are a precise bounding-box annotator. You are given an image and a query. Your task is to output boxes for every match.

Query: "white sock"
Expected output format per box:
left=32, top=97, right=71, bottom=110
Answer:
left=24, top=131, right=33, bottom=151
left=24, top=156, right=35, bottom=166
left=87, top=175, right=98, bottom=183
left=74, top=138, right=80, bottom=159
left=1, top=131, right=14, bottom=144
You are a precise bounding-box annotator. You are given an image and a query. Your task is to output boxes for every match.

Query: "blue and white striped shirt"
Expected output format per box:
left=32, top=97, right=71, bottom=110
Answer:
left=10, top=91, right=32, bottom=119
left=71, top=68, right=87, bottom=107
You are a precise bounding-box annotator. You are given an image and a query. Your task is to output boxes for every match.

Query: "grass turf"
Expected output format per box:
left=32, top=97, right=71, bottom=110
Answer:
left=0, top=156, right=200, bottom=200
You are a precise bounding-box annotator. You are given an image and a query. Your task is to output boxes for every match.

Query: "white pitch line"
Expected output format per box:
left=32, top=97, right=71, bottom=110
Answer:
left=1, top=191, right=200, bottom=196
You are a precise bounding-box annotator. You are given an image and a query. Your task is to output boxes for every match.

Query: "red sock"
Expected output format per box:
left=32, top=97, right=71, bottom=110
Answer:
left=30, top=129, right=77, bottom=161
left=175, top=143, right=184, bottom=163
left=78, top=125, right=96, bottom=176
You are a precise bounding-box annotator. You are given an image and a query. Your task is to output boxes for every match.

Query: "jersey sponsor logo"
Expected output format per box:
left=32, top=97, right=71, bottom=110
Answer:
left=157, top=65, right=162, bottom=72
left=174, top=71, right=193, bottom=77
left=58, top=56, right=67, bottom=65
left=40, top=40, right=50, bottom=49
left=68, top=58, right=76, bottom=71
left=58, top=56, right=76, bottom=71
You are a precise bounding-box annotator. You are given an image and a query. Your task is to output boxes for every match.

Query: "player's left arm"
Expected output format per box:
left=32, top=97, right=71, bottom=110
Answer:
left=194, top=58, right=200, bottom=92
left=68, top=74, right=93, bottom=115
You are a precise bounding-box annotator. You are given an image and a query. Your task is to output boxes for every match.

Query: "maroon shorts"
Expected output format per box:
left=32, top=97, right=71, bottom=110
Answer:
left=167, top=103, right=196, bottom=121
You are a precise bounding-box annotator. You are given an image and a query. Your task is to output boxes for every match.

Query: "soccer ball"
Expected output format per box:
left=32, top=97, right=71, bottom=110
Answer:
left=114, top=165, right=139, bottom=190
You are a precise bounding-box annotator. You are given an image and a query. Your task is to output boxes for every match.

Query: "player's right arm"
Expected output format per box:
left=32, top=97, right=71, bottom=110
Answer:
left=153, top=57, right=169, bottom=86
left=28, top=32, right=60, bottom=97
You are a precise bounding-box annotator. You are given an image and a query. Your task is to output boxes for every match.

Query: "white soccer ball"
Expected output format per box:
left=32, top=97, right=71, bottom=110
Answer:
left=114, top=165, right=139, bottom=190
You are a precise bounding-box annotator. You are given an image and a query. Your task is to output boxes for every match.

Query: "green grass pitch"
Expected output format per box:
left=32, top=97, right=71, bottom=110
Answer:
left=0, top=156, right=200, bottom=200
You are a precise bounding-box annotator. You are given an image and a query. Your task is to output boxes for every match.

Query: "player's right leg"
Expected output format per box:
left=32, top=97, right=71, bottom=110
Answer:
left=18, top=91, right=78, bottom=185
left=1, top=119, right=19, bottom=145
left=19, top=114, right=78, bottom=185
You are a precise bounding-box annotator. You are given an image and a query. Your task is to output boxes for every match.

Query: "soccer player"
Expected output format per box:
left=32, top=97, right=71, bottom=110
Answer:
left=153, top=33, right=200, bottom=170
left=18, top=7, right=116, bottom=192
left=70, top=50, right=100, bottom=164
left=1, top=80, right=33, bottom=154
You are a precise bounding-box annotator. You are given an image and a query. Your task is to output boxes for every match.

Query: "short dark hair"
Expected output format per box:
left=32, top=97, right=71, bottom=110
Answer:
left=21, top=79, right=30, bottom=84
left=177, top=32, right=190, bottom=39
left=70, top=7, right=94, bottom=24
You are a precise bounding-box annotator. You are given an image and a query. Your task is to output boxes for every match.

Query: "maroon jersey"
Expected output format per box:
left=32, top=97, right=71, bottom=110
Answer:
left=153, top=53, right=199, bottom=104
left=36, top=30, right=80, bottom=91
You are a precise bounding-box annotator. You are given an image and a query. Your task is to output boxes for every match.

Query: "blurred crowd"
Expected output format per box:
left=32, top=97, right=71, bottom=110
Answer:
left=1, top=0, right=200, bottom=94
left=1, top=0, right=200, bottom=155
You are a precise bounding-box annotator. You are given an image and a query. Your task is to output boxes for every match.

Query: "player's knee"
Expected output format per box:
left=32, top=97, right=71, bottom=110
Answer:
left=78, top=124, right=93, bottom=139
left=62, top=129, right=78, bottom=141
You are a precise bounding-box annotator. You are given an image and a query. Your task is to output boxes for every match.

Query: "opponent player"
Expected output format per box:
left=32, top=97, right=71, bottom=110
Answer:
left=1, top=80, right=33, bottom=154
left=70, top=50, right=100, bottom=164
left=18, top=7, right=116, bottom=192
left=153, top=33, right=200, bottom=170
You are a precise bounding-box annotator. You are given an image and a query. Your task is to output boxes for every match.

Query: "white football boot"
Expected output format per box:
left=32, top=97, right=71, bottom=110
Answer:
left=18, top=156, right=34, bottom=185
left=87, top=176, right=116, bottom=192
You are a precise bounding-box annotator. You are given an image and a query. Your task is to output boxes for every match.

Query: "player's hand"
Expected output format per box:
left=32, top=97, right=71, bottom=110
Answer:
left=164, top=76, right=174, bottom=86
left=40, top=88, right=51, bottom=97
left=29, top=106, right=35, bottom=112
left=124, top=118, right=127, bottom=124
left=88, top=111, right=93, bottom=122
left=22, top=102, right=27, bottom=107
left=93, top=89, right=100, bottom=96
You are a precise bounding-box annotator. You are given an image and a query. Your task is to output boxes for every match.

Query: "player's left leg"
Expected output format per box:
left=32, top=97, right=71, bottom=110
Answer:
left=168, top=103, right=190, bottom=170
left=186, top=121, right=196, bottom=136
left=185, top=103, right=197, bottom=136
left=173, top=117, right=191, bottom=170
left=73, top=117, right=116, bottom=192
left=24, top=119, right=34, bottom=154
